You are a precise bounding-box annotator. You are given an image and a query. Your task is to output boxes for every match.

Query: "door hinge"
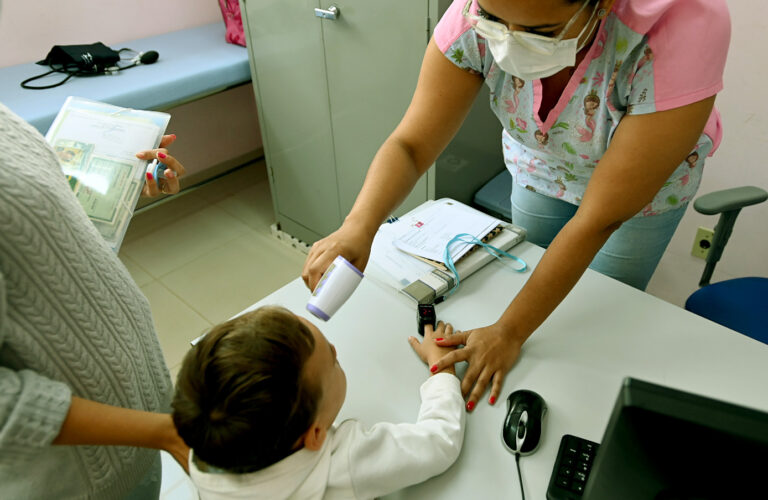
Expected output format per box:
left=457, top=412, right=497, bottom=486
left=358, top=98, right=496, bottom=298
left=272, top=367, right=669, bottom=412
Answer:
left=426, top=17, right=432, bottom=44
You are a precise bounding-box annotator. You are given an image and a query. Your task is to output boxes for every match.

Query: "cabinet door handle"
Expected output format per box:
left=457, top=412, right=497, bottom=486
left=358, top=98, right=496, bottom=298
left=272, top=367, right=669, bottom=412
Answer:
left=314, top=5, right=339, bottom=20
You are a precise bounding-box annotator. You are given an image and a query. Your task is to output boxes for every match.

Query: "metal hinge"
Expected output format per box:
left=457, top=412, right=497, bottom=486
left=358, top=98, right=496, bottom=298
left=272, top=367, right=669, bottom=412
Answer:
left=426, top=17, right=432, bottom=44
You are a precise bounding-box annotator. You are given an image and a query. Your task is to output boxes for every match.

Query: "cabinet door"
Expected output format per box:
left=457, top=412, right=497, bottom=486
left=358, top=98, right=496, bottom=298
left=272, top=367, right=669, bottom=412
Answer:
left=321, top=0, right=430, bottom=217
left=242, top=0, right=341, bottom=242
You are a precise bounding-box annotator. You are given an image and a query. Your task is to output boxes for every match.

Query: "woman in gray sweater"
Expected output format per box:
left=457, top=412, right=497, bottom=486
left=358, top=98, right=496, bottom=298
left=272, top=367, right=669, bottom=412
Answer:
left=0, top=102, right=188, bottom=498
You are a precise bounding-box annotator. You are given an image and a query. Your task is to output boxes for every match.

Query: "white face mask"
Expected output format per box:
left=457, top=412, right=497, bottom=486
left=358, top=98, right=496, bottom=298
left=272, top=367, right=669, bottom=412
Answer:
left=463, top=0, right=601, bottom=80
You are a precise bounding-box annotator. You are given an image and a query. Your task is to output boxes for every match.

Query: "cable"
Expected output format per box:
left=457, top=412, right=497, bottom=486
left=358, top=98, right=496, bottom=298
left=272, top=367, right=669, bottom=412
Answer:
left=21, top=48, right=159, bottom=89
left=515, top=452, right=525, bottom=500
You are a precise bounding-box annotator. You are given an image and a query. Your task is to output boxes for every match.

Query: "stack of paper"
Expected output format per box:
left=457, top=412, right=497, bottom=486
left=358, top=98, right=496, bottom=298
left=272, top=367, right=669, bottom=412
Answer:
left=367, top=199, right=527, bottom=303
left=392, top=199, right=502, bottom=265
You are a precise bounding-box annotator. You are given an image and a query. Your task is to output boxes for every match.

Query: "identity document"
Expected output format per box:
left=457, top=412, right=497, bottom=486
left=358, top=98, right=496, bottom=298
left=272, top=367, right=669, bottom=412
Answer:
left=46, top=97, right=170, bottom=251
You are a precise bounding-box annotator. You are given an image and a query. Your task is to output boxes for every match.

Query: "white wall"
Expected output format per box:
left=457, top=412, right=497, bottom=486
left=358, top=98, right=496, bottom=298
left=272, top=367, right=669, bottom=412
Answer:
left=0, top=0, right=221, bottom=67
left=646, top=0, right=768, bottom=306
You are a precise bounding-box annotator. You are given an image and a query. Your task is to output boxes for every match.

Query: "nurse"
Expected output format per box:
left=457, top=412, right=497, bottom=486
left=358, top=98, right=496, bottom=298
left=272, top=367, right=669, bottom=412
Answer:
left=302, top=0, right=730, bottom=410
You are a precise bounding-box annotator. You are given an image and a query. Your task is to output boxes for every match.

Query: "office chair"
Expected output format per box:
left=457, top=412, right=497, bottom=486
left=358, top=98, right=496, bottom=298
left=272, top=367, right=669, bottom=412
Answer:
left=684, top=186, right=768, bottom=344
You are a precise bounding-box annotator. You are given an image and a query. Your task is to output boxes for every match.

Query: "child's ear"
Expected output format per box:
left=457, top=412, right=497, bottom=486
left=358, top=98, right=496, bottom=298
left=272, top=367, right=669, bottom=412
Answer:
left=302, top=422, right=327, bottom=451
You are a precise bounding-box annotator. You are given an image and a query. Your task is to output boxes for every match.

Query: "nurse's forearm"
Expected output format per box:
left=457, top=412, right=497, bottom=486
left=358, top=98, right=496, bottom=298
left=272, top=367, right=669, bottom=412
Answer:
left=498, top=215, right=618, bottom=342
left=343, top=137, right=425, bottom=240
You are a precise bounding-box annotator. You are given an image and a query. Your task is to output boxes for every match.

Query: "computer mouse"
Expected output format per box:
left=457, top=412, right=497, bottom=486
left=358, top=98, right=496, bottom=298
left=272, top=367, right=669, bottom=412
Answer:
left=502, top=390, right=547, bottom=456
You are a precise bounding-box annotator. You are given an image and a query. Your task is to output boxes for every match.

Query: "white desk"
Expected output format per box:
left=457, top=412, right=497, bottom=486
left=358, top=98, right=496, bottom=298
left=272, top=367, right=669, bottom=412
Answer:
left=240, top=241, right=768, bottom=499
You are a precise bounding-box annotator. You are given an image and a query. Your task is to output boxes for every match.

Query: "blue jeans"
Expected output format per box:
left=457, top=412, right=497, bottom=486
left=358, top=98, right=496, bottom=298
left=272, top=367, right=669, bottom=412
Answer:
left=510, top=186, right=687, bottom=290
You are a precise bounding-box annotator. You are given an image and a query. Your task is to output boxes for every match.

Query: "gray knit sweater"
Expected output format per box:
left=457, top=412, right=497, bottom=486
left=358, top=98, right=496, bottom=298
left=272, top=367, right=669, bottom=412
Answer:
left=0, top=103, right=173, bottom=499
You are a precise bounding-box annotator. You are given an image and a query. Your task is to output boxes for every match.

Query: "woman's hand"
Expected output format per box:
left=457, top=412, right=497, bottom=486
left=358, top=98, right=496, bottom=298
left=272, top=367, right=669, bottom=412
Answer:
left=136, top=134, right=186, bottom=197
left=408, top=321, right=457, bottom=376
left=161, top=415, right=191, bottom=474
left=302, top=223, right=375, bottom=291
left=431, top=322, right=523, bottom=411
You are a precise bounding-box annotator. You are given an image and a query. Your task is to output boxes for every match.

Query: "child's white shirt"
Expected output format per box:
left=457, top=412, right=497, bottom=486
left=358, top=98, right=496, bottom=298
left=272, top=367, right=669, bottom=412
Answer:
left=189, top=372, right=465, bottom=499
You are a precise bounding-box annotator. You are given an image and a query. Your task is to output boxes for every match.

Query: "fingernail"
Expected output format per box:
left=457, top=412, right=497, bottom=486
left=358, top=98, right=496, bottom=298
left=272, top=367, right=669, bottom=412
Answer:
left=489, top=396, right=496, bottom=405
left=157, top=152, right=167, bottom=159
left=170, top=134, right=177, bottom=139
left=136, top=152, right=145, bottom=158
left=430, top=364, right=438, bottom=373
left=435, top=338, right=444, bottom=342
left=146, top=172, right=153, bottom=181
left=466, top=401, right=475, bottom=411
left=166, top=170, right=176, bottom=178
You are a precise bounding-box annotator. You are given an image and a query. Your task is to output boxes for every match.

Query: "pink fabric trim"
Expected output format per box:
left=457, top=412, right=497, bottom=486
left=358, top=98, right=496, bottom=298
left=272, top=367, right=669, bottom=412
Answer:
left=434, top=0, right=473, bottom=53
left=703, top=107, right=722, bottom=156
left=535, top=17, right=609, bottom=135
left=643, top=0, right=729, bottom=154
left=651, top=84, right=723, bottom=114
left=532, top=81, right=544, bottom=131
left=646, top=0, right=730, bottom=115
left=612, top=0, right=677, bottom=35
left=646, top=85, right=724, bottom=155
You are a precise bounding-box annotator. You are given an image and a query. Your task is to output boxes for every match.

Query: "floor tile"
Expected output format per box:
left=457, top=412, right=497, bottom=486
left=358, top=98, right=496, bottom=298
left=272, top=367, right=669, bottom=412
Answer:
left=160, top=230, right=306, bottom=324
left=122, top=205, right=252, bottom=279
left=118, top=254, right=154, bottom=287
left=161, top=480, right=198, bottom=500
left=215, top=179, right=275, bottom=232
left=141, top=281, right=212, bottom=369
left=124, top=190, right=211, bottom=245
left=195, top=161, right=268, bottom=205
left=160, top=451, right=197, bottom=500
left=168, top=363, right=182, bottom=387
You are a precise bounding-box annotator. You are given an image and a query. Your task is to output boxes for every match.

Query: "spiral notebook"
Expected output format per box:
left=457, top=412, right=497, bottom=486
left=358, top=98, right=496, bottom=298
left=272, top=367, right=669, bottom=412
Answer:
left=367, top=199, right=527, bottom=304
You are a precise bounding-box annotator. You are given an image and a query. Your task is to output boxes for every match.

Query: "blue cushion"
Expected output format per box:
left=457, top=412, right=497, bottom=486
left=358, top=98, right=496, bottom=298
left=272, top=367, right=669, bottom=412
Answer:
left=685, top=277, right=768, bottom=344
left=0, top=23, right=251, bottom=134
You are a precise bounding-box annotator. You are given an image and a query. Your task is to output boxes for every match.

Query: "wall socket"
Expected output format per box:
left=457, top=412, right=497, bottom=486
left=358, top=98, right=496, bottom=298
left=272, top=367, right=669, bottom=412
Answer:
left=691, top=226, right=714, bottom=260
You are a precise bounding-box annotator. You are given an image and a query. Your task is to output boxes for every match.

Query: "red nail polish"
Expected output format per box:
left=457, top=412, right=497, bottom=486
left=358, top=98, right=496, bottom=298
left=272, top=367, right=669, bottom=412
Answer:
left=466, top=401, right=475, bottom=411
left=435, top=338, right=444, bottom=342
left=489, top=396, right=496, bottom=405
left=157, top=152, right=167, bottom=159
left=430, top=364, right=438, bottom=373
left=146, top=172, right=153, bottom=181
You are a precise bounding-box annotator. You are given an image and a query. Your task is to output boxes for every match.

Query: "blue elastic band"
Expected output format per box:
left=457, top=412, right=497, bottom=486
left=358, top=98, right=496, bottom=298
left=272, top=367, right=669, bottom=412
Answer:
left=443, top=233, right=527, bottom=296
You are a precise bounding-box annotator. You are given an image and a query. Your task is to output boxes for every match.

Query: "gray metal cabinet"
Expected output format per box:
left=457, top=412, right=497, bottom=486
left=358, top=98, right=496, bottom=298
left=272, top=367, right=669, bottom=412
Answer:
left=241, top=0, right=504, bottom=244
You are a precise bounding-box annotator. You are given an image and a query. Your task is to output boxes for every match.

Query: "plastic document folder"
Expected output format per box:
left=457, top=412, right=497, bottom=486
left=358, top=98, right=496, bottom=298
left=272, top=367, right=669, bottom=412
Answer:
left=45, top=96, right=170, bottom=252
left=367, top=198, right=527, bottom=304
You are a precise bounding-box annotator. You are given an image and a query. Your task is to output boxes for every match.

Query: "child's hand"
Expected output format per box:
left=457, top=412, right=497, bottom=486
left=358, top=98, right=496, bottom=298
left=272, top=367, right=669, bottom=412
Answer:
left=408, top=321, right=457, bottom=376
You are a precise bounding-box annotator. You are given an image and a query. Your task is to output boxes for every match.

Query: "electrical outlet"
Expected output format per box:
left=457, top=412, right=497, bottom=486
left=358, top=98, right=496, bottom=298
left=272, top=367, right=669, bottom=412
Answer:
left=691, top=227, right=714, bottom=259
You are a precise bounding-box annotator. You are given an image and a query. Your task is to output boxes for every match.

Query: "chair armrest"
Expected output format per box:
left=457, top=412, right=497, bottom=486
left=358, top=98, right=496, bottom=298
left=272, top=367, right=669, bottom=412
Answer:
left=693, top=186, right=768, bottom=215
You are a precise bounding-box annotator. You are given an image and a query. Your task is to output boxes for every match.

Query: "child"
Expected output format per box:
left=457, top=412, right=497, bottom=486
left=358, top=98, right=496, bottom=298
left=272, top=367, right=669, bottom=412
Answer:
left=172, top=305, right=465, bottom=499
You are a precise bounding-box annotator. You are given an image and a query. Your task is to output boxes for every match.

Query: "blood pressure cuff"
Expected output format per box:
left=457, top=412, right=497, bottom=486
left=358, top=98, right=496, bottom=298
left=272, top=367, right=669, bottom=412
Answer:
left=21, top=42, right=121, bottom=90
left=39, top=43, right=120, bottom=74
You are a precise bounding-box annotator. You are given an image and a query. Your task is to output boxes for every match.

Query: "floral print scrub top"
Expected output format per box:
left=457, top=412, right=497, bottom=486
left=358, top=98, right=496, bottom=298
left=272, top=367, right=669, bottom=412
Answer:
left=434, top=0, right=730, bottom=216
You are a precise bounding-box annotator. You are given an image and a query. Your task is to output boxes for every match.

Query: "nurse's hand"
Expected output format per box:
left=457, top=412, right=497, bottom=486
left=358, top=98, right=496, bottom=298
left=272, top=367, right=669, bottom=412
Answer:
left=302, top=223, right=374, bottom=291
left=136, top=134, right=187, bottom=197
left=431, top=322, right=523, bottom=411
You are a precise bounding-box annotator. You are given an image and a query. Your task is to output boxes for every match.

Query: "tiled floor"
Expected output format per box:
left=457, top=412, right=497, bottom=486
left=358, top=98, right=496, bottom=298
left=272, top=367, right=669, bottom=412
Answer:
left=118, top=159, right=306, bottom=499
left=121, top=161, right=698, bottom=498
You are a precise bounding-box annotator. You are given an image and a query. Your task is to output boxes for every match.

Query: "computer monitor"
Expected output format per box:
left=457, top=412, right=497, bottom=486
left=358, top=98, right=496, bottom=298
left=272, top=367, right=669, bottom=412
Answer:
left=583, top=377, right=768, bottom=500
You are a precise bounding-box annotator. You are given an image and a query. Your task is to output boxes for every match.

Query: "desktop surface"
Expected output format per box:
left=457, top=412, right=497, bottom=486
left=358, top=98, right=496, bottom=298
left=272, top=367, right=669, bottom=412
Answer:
left=238, top=240, right=768, bottom=499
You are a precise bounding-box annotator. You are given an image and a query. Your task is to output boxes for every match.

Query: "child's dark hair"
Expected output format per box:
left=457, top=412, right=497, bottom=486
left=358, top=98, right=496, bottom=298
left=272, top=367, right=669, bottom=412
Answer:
left=172, top=306, right=319, bottom=472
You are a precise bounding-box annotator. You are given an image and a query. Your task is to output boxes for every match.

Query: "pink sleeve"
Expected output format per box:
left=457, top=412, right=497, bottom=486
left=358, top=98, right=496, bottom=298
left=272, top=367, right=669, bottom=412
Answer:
left=433, top=0, right=473, bottom=53
left=645, top=0, right=731, bottom=112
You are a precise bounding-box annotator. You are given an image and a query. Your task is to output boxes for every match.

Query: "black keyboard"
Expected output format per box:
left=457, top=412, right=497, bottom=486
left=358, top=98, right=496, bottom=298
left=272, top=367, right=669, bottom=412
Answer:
left=546, top=434, right=600, bottom=499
